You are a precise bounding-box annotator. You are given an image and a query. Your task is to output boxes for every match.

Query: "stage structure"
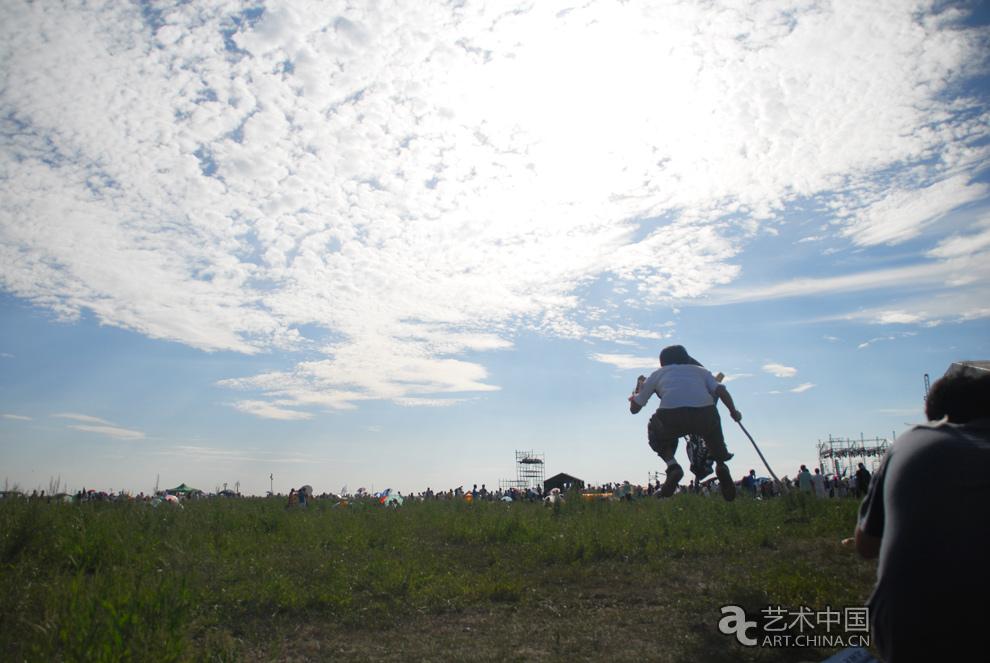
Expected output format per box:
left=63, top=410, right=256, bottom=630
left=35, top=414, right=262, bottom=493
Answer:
left=819, top=362, right=989, bottom=480
left=817, top=434, right=890, bottom=477
left=498, top=450, right=545, bottom=492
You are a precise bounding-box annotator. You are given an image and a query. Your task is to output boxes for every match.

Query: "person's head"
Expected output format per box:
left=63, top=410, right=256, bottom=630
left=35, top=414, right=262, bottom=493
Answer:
left=926, top=372, right=990, bottom=423
left=659, top=345, right=701, bottom=367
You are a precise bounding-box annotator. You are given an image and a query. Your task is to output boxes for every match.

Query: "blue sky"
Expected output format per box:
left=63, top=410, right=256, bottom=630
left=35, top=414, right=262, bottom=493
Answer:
left=2, top=0, right=988, bottom=496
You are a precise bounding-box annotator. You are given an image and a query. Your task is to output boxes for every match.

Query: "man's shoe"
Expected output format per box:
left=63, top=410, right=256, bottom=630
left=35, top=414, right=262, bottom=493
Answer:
left=661, top=464, right=684, bottom=498
left=716, top=463, right=736, bottom=502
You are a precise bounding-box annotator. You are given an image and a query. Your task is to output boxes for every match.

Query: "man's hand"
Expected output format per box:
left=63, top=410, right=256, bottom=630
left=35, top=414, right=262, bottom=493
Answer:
left=715, top=385, right=741, bottom=422
left=854, top=525, right=881, bottom=559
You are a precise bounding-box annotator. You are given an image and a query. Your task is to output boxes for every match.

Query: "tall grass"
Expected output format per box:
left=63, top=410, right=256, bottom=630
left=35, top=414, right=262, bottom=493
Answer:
left=0, top=492, right=877, bottom=662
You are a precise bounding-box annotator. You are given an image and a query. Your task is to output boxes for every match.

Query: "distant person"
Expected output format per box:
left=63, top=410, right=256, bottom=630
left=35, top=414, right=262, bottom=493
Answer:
left=811, top=468, right=826, bottom=497
left=797, top=465, right=812, bottom=493
left=855, top=462, right=871, bottom=497
left=629, top=344, right=742, bottom=501
left=855, top=371, right=990, bottom=661
left=741, top=469, right=758, bottom=496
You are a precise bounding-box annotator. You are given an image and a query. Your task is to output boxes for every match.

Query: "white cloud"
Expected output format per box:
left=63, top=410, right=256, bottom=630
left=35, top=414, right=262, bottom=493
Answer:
left=2, top=414, right=32, bottom=421
left=764, top=363, right=798, bottom=378
left=791, top=383, right=815, bottom=393
left=696, top=258, right=984, bottom=306
left=394, top=397, right=465, bottom=407
left=858, top=331, right=918, bottom=349
left=1, top=0, right=987, bottom=417
left=588, top=324, right=673, bottom=344
left=590, top=353, right=657, bottom=371
left=875, top=310, right=927, bottom=325
left=228, top=400, right=315, bottom=421
left=840, top=176, right=989, bottom=247
left=53, top=413, right=114, bottom=425
left=158, top=445, right=314, bottom=464
left=66, top=425, right=147, bottom=440
left=52, top=413, right=147, bottom=439
left=928, top=214, right=990, bottom=260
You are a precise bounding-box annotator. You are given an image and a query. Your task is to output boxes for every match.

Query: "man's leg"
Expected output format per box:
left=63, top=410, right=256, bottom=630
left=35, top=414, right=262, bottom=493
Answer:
left=695, top=407, right=736, bottom=502
left=648, top=410, right=684, bottom=497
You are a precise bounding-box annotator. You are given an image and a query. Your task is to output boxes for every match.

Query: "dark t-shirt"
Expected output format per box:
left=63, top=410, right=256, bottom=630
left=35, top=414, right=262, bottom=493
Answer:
left=858, top=419, right=990, bottom=661
left=855, top=467, right=870, bottom=492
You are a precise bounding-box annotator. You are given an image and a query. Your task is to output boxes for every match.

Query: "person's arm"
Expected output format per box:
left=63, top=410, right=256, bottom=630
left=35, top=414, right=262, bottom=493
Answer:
left=629, top=395, right=643, bottom=415
left=714, top=384, right=742, bottom=421
left=629, top=375, right=649, bottom=414
left=854, top=457, right=886, bottom=559
left=854, top=524, right=881, bottom=559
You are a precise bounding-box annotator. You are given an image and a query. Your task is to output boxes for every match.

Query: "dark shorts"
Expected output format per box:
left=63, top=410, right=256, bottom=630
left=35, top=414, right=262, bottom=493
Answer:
left=647, top=405, right=731, bottom=462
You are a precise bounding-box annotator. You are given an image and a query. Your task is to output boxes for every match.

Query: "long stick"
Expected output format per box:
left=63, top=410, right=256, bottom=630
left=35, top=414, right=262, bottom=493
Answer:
left=737, top=421, right=789, bottom=494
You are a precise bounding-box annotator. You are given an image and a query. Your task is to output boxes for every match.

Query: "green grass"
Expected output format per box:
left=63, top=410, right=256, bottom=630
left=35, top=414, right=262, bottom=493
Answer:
left=0, top=492, right=878, bottom=662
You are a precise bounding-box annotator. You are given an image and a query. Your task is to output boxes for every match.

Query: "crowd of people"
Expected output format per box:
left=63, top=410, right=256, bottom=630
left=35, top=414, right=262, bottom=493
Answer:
left=283, top=465, right=871, bottom=504
left=744, top=462, right=872, bottom=499
left=6, top=464, right=875, bottom=506
left=2, top=488, right=157, bottom=503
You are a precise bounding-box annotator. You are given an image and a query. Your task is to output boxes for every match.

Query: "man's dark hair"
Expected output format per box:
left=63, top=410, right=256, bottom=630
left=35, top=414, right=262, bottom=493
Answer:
left=925, top=373, right=990, bottom=423
left=659, top=345, right=702, bottom=367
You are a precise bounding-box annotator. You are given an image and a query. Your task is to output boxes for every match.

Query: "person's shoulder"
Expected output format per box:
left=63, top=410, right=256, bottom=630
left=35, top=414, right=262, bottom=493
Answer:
left=886, top=420, right=990, bottom=467
left=653, top=365, right=679, bottom=379
left=899, top=419, right=990, bottom=444
left=962, top=418, right=990, bottom=438
left=682, top=364, right=713, bottom=378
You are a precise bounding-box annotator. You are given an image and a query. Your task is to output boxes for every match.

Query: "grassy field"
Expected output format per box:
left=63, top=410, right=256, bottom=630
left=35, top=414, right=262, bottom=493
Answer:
left=0, top=491, right=880, bottom=662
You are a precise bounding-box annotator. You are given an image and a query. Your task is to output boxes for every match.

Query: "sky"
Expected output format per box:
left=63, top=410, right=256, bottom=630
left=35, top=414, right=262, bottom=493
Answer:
left=1, top=0, right=988, bottom=497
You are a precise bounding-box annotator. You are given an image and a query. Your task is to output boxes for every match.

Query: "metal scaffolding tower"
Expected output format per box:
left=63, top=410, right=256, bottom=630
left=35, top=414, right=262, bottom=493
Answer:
left=498, top=450, right=545, bottom=492
left=817, top=434, right=890, bottom=477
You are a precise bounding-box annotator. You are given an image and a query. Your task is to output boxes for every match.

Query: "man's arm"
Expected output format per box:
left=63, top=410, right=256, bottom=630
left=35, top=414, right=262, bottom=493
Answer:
left=714, top=384, right=742, bottom=422
left=629, top=395, right=643, bottom=414
left=854, top=464, right=884, bottom=559
left=629, top=374, right=648, bottom=414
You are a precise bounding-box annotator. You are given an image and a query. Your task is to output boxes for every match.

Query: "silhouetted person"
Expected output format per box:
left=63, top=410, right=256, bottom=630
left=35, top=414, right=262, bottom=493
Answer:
left=629, top=345, right=741, bottom=501
left=855, top=462, right=871, bottom=497
left=855, top=371, right=990, bottom=661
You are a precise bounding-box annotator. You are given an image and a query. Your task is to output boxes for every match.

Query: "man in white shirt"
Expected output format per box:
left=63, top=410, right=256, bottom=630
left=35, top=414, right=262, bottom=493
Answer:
left=629, top=345, right=742, bottom=501
left=810, top=468, right=827, bottom=497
